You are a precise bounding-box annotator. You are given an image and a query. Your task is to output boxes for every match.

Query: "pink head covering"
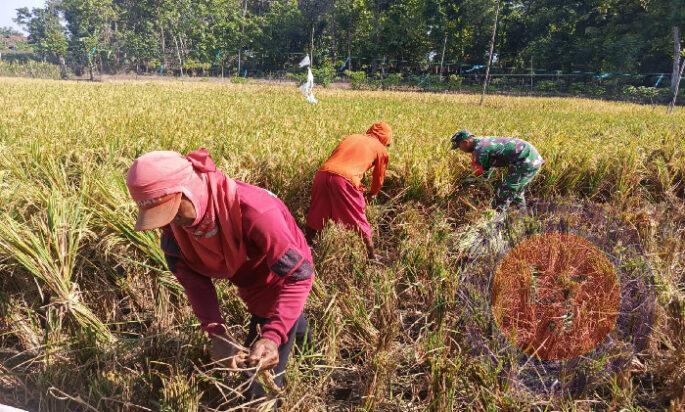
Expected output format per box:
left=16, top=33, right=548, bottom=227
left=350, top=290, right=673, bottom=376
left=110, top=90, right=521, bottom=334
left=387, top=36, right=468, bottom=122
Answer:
left=127, top=151, right=208, bottom=228
left=127, top=149, right=246, bottom=276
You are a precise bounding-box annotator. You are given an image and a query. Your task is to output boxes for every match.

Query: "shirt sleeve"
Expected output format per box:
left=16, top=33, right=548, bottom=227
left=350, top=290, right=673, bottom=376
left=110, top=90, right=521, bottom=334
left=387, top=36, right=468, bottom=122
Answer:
left=475, top=145, right=492, bottom=172
left=261, top=275, right=313, bottom=346
left=245, top=208, right=315, bottom=346
left=160, top=227, right=225, bottom=336
left=370, top=147, right=389, bottom=196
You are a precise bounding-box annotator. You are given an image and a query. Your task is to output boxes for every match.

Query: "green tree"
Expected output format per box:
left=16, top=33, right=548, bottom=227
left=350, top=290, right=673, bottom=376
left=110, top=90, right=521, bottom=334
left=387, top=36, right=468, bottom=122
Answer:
left=255, top=1, right=307, bottom=72
left=645, top=0, right=685, bottom=110
left=109, top=0, right=159, bottom=73
left=0, top=27, right=22, bottom=37
left=298, top=0, right=334, bottom=65
left=14, top=1, right=69, bottom=78
left=331, top=0, right=370, bottom=70
left=60, top=0, right=117, bottom=80
left=7, top=0, right=682, bottom=92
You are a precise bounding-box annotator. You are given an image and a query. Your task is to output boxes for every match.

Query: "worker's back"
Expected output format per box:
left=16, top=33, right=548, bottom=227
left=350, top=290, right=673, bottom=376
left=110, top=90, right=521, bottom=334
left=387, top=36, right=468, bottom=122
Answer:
left=320, top=134, right=388, bottom=192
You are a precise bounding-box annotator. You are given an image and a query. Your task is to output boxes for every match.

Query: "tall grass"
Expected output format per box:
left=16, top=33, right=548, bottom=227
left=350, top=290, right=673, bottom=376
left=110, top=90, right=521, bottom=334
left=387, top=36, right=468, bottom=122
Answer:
left=0, top=78, right=683, bottom=410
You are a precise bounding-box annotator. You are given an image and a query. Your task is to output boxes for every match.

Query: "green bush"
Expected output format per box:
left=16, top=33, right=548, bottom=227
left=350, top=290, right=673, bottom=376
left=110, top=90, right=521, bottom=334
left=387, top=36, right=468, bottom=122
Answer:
left=0, top=61, right=61, bottom=80
left=183, top=59, right=211, bottom=75
left=496, top=76, right=526, bottom=90
left=288, top=61, right=336, bottom=87
left=312, top=60, right=336, bottom=87
left=410, top=74, right=446, bottom=92
left=367, top=78, right=383, bottom=90
left=345, top=70, right=367, bottom=90
left=622, top=86, right=671, bottom=104
left=146, top=59, right=162, bottom=72
left=569, top=82, right=606, bottom=97
left=230, top=76, right=247, bottom=84
left=535, top=80, right=564, bottom=93
left=382, top=73, right=403, bottom=89
left=604, top=75, right=643, bottom=93
left=569, top=83, right=587, bottom=95
left=287, top=71, right=307, bottom=84
left=489, top=77, right=503, bottom=86
left=447, top=74, right=463, bottom=90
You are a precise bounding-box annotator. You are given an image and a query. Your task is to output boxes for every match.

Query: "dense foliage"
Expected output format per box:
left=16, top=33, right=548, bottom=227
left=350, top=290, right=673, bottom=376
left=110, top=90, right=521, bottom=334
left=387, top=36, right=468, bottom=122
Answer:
left=7, top=0, right=685, bottom=80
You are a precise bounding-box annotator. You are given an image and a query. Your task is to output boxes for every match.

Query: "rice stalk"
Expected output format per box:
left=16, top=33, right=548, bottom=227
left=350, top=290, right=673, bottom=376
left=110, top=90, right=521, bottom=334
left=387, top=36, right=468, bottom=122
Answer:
left=0, top=190, right=114, bottom=344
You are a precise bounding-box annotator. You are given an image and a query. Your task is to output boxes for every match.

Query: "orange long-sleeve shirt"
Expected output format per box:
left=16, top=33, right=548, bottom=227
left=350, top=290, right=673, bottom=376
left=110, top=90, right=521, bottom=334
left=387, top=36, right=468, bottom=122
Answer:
left=320, top=134, right=389, bottom=195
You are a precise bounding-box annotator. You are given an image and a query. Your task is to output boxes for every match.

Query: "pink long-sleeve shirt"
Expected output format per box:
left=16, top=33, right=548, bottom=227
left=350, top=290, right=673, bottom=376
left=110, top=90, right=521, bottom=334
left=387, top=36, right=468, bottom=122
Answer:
left=161, top=181, right=315, bottom=346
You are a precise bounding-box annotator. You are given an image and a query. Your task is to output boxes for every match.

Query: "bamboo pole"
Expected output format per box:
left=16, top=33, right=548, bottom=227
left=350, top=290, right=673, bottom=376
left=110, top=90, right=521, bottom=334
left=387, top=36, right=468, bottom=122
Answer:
left=480, top=0, right=501, bottom=106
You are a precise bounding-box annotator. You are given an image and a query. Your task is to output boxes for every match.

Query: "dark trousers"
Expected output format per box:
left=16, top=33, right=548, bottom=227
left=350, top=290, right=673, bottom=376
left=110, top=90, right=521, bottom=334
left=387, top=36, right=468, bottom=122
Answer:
left=244, top=314, right=309, bottom=398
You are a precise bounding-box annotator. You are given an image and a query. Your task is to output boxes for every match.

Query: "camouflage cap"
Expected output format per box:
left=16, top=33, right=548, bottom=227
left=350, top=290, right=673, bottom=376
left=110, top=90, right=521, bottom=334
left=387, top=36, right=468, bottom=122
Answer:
left=450, top=129, right=473, bottom=149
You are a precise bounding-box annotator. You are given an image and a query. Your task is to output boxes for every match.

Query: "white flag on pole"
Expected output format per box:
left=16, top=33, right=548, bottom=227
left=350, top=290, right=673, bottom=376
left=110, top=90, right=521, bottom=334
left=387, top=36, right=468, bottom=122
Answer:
left=298, top=54, right=311, bottom=68
left=299, top=67, right=318, bottom=104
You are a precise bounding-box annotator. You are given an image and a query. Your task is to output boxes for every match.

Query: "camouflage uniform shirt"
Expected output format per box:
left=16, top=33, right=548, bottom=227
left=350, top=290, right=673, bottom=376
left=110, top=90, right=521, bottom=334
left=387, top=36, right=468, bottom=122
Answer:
left=471, top=137, right=544, bottom=210
left=472, top=137, right=544, bottom=174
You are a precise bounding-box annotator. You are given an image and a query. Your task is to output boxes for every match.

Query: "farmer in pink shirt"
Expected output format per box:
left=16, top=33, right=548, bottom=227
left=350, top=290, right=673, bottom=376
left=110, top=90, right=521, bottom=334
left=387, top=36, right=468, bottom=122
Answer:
left=126, top=148, right=314, bottom=398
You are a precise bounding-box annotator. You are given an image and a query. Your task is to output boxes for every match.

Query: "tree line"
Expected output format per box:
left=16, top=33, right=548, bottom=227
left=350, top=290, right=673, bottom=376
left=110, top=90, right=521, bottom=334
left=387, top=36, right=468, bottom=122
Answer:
left=7, top=0, right=685, bottom=93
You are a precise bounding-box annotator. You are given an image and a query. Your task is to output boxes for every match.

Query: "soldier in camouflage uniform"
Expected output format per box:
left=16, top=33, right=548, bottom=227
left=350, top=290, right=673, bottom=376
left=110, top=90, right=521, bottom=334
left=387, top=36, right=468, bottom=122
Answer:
left=450, top=130, right=544, bottom=211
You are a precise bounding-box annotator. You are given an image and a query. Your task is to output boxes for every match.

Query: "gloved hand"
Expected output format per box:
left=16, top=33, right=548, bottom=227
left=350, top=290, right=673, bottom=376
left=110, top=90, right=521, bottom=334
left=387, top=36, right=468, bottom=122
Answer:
left=471, top=159, right=485, bottom=177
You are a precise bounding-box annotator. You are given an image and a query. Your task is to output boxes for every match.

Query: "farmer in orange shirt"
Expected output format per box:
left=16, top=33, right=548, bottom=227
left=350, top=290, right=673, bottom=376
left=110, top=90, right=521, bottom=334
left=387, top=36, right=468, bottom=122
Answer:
left=306, top=122, right=392, bottom=259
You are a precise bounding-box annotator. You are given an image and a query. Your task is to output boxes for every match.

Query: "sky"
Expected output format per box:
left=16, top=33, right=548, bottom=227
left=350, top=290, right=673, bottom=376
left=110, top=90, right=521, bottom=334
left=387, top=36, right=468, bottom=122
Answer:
left=0, top=0, right=46, bottom=33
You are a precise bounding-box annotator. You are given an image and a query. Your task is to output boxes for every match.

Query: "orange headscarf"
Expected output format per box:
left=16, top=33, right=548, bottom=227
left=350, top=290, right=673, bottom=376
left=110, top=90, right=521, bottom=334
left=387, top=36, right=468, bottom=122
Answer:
left=366, top=122, right=393, bottom=146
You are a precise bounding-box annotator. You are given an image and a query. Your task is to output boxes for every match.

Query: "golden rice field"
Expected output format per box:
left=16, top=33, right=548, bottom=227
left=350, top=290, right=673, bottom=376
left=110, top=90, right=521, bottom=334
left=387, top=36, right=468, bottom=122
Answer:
left=0, top=77, right=684, bottom=411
